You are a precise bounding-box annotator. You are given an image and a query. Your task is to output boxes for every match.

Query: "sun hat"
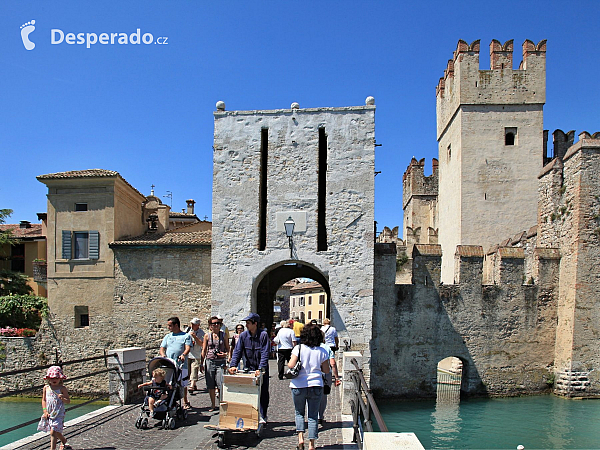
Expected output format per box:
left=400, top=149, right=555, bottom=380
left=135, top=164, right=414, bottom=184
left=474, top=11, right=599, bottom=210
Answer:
left=44, top=366, right=67, bottom=380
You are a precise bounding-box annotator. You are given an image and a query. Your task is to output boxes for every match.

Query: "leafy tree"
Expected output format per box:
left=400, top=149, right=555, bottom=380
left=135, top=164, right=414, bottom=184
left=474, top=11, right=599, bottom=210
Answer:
left=0, top=209, right=32, bottom=295
left=0, top=209, right=17, bottom=246
left=0, top=270, right=33, bottom=296
left=0, top=294, right=48, bottom=329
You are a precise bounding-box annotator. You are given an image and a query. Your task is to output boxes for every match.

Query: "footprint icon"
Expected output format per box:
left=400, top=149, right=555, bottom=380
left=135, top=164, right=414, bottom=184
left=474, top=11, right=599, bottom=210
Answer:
left=20, top=20, right=36, bottom=50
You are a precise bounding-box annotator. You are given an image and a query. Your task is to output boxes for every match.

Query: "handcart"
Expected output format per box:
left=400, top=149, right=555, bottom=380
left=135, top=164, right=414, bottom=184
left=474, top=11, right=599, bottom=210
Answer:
left=204, top=371, right=264, bottom=448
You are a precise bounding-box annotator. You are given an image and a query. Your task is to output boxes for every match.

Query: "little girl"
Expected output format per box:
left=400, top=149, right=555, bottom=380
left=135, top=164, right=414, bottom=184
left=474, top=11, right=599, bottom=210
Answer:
left=40, top=366, right=71, bottom=450
left=138, top=368, right=171, bottom=416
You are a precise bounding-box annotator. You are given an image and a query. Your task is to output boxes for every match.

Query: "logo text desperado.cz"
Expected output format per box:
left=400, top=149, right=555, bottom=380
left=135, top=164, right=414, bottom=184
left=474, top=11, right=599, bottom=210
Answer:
left=51, top=29, right=168, bottom=48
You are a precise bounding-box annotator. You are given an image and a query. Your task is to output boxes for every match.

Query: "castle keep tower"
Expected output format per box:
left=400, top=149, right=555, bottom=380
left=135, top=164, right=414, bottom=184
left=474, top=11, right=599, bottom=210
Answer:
left=436, top=39, right=546, bottom=282
left=212, top=100, right=376, bottom=352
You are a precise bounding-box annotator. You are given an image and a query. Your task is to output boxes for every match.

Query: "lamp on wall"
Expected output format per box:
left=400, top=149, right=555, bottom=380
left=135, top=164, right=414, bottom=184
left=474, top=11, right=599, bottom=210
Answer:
left=284, top=216, right=295, bottom=258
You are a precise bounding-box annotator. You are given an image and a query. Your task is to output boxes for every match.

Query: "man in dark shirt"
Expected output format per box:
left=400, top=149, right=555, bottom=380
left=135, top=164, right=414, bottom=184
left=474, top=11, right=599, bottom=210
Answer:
left=228, top=312, right=270, bottom=422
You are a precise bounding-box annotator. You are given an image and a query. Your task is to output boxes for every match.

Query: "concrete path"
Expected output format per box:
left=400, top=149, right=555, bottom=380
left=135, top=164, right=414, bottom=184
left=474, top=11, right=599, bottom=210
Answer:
left=8, top=360, right=356, bottom=450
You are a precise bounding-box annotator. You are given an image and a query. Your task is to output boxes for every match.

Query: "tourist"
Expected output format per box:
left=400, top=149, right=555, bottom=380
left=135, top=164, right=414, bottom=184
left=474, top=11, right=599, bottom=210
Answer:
left=318, top=340, right=341, bottom=425
left=202, top=315, right=229, bottom=411
left=321, top=318, right=339, bottom=353
left=39, top=366, right=71, bottom=450
left=288, top=324, right=330, bottom=450
left=270, top=322, right=278, bottom=359
left=216, top=314, right=230, bottom=342
left=274, top=320, right=296, bottom=379
left=228, top=312, right=271, bottom=423
left=159, top=316, right=193, bottom=409
left=229, top=323, right=245, bottom=368
left=137, top=368, right=172, bottom=416
left=292, top=316, right=304, bottom=344
left=187, top=317, right=205, bottom=393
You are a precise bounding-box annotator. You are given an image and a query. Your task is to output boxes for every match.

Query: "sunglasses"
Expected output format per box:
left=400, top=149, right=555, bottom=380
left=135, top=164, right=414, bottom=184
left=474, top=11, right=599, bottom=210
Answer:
left=211, top=322, right=222, bottom=325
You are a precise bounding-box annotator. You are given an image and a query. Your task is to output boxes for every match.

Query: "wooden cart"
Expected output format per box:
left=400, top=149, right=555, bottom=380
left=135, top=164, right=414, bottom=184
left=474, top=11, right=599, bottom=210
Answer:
left=204, top=371, right=264, bottom=447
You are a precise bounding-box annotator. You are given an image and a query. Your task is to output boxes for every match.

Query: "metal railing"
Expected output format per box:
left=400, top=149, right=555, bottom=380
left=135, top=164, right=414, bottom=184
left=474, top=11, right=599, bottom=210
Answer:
left=0, top=350, right=117, bottom=437
left=348, top=357, right=388, bottom=449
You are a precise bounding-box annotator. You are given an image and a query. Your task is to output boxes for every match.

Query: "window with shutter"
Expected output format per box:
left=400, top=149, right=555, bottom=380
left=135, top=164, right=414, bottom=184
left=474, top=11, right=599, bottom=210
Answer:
left=62, top=230, right=72, bottom=259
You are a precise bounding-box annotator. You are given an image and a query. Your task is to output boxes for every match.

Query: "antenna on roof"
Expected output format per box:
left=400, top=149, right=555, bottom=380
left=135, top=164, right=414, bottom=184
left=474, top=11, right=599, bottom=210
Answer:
left=163, top=191, right=172, bottom=208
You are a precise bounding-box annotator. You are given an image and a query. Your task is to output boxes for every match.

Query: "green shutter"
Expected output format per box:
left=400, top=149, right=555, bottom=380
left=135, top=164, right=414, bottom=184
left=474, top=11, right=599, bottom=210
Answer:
left=62, top=230, right=72, bottom=259
left=89, top=231, right=99, bottom=260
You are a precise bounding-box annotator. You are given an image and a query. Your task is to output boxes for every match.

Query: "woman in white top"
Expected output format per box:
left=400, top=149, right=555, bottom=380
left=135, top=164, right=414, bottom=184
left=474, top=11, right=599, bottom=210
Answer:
left=288, top=324, right=330, bottom=450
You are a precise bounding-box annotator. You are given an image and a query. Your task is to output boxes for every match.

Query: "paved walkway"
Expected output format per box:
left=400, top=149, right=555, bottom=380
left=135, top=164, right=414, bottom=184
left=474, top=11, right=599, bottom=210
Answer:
left=9, top=360, right=356, bottom=450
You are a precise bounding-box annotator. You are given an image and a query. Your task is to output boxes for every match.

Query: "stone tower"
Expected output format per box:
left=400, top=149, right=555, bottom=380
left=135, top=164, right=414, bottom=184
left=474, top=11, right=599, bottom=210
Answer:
left=212, top=100, right=376, bottom=352
left=402, top=157, right=439, bottom=255
left=436, top=39, right=546, bottom=282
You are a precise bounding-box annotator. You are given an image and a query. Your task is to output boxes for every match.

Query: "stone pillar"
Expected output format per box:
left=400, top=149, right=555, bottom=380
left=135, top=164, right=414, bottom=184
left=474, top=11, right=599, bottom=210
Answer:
left=341, top=351, right=362, bottom=415
left=107, top=347, right=147, bottom=405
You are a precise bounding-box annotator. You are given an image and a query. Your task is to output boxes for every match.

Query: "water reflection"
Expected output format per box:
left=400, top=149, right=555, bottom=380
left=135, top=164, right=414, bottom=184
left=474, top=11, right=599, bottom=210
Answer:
left=431, top=402, right=461, bottom=448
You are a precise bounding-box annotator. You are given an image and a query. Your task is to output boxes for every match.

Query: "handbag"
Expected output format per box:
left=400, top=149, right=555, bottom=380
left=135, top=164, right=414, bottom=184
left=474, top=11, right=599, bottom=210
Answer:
left=284, top=344, right=302, bottom=379
left=323, top=373, right=331, bottom=395
left=37, top=416, right=50, bottom=432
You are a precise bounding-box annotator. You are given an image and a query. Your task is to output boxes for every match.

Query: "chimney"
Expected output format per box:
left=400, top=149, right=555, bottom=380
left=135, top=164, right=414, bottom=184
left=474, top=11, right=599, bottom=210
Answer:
left=20, top=221, right=31, bottom=229
left=186, top=199, right=195, bottom=215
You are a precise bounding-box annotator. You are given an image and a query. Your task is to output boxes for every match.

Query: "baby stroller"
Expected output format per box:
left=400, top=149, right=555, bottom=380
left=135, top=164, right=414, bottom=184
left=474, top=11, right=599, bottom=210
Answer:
left=135, top=357, right=188, bottom=430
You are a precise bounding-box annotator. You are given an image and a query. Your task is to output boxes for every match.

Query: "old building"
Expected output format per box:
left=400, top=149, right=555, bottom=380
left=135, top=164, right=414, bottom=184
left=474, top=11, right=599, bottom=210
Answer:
left=289, top=281, right=327, bottom=324
left=372, top=39, right=600, bottom=399
left=212, top=100, right=376, bottom=355
left=34, top=170, right=211, bottom=371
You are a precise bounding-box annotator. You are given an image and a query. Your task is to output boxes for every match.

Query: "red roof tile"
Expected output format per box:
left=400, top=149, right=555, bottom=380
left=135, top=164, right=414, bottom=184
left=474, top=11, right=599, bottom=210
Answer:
left=0, top=224, right=44, bottom=239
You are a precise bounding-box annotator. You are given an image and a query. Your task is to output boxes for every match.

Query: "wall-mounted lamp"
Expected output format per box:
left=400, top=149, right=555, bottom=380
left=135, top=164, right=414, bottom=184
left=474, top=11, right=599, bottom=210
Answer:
left=284, top=216, right=295, bottom=258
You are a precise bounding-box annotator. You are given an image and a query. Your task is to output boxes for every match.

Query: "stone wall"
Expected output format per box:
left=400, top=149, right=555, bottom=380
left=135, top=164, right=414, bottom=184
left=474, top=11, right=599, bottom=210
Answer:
left=372, top=243, right=558, bottom=398
left=212, top=103, right=375, bottom=353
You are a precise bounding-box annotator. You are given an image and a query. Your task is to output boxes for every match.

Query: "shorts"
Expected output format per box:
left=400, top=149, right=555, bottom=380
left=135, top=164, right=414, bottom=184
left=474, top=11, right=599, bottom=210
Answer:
left=189, top=358, right=201, bottom=382
left=205, top=358, right=225, bottom=390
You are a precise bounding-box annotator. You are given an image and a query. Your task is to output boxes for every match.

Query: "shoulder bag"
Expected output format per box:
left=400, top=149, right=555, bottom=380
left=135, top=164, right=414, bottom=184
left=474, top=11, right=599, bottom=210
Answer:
left=284, top=344, right=302, bottom=379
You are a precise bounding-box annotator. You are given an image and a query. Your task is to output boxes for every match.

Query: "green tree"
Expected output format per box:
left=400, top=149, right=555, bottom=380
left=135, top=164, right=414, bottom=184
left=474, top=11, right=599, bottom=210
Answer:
left=0, top=209, right=32, bottom=295
left=0, top=294, right=48, bottom=329
left=0, top=209, right=17, bottom=246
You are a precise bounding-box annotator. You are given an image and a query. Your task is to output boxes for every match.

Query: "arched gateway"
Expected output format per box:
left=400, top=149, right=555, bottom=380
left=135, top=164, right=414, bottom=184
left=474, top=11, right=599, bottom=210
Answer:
left=254, top=261, right=331, bottom=329
left=211, top=100, right=376, bottom=355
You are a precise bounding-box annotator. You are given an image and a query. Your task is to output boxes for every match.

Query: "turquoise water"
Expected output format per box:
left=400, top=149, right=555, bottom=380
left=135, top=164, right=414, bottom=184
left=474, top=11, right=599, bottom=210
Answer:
left=0, top=397, right=107, bottom=447
left=378, top=395, right=600, bottom=449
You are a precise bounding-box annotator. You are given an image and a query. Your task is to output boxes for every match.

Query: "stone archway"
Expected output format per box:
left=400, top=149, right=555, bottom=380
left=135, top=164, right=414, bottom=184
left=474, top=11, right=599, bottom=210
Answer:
left=253, top=260, right=331, bottom=328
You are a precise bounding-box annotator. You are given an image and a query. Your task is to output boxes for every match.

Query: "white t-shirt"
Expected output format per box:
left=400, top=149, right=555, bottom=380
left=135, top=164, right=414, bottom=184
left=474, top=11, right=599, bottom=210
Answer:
left=289, top=344, right=329, bottom=389
left=188, top=328, right=205, bottom=359
left=274, top=327, right=295, bottom=350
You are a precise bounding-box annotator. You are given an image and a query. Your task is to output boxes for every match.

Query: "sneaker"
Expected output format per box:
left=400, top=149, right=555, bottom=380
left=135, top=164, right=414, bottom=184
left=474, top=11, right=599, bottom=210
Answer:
left=259, top=417, right=267, bottom=424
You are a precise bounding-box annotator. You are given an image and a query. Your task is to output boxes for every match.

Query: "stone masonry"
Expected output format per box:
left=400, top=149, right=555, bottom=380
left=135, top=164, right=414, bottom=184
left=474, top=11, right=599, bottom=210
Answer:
left=212, top=101, right=375, bottom=354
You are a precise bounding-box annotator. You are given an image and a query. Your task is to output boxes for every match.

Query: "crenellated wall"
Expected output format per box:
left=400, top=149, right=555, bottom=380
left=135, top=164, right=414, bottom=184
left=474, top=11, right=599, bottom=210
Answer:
left=372, top=242, right=559, bottom=398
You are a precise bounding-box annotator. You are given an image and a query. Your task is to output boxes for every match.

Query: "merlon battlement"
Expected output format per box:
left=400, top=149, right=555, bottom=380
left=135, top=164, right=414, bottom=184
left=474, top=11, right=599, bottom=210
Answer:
left=402, top=158, right=439, bottom=209
left=436, top=38, right=546, bottom=98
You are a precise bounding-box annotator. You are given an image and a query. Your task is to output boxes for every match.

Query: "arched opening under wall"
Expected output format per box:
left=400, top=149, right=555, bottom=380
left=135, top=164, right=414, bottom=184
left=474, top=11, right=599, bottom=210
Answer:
left=253, top=261, right=330, bottom=330
left=436, top=356, right=466, bottom=403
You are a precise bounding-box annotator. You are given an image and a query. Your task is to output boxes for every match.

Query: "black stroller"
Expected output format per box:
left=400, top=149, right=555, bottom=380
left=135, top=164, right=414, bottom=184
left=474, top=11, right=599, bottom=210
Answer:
left=135, top=357, right=188, bottom=430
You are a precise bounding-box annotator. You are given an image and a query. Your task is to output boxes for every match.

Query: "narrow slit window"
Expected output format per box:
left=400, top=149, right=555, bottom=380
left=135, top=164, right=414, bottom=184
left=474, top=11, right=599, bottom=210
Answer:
left=317, top=127, right=328, bottom=251
left=505, top=127, right=517, bottom=146
left=75, top=203, right=88, bottom=211
left=258, top=128, right=268, bottom=250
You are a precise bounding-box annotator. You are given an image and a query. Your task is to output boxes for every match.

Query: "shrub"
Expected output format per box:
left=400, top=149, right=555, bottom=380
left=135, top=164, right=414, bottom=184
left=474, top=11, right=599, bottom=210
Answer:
left=0, top=327, right=37, bottom=337
left=0, top=295, right=48, bottom=330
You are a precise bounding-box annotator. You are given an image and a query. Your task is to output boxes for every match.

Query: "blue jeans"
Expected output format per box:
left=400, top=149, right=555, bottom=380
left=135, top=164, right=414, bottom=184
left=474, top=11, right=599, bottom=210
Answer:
left=292, top=386, right=323, bottom=440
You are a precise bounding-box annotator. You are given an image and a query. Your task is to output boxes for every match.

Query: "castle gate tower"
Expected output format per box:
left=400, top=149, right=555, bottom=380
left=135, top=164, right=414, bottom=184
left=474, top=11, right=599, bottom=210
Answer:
left=436, top=39, right=546, bottom=282
left=212, top=100, right=376, bottom=353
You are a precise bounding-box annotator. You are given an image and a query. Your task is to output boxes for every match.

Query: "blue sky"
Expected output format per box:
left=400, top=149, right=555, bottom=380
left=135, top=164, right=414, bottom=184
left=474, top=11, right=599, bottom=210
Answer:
left=1, top=1, right=599, bottom=235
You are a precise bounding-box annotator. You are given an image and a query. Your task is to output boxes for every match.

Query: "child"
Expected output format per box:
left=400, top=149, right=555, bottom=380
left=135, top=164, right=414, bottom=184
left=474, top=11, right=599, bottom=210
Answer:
left=40, top=365, right=71, bottom=450
left=138, top=368, right=171, bottom=416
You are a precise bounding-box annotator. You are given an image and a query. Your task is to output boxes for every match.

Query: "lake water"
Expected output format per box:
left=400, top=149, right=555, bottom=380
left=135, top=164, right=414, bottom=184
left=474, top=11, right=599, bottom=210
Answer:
left=0, top=397, right=107, bottom=447
left=378, top=395, right=600, bottom=449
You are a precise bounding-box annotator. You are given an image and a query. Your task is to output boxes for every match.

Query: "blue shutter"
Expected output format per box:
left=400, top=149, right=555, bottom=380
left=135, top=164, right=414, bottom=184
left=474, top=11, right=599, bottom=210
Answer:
left=62, top=230, right=72, bottom=259
left=88, top=231, right=99, bottom=260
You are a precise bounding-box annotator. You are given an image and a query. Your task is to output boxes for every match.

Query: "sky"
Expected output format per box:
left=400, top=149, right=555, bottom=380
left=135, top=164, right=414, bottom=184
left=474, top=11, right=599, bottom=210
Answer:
left=1, top=1, right=599, bottom=236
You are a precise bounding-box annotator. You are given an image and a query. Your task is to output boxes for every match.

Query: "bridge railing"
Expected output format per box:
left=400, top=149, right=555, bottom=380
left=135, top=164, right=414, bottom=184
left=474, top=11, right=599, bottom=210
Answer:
left=0, top=345, right=157, bottom=439
left=348, top=357, right=388, bottom=449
